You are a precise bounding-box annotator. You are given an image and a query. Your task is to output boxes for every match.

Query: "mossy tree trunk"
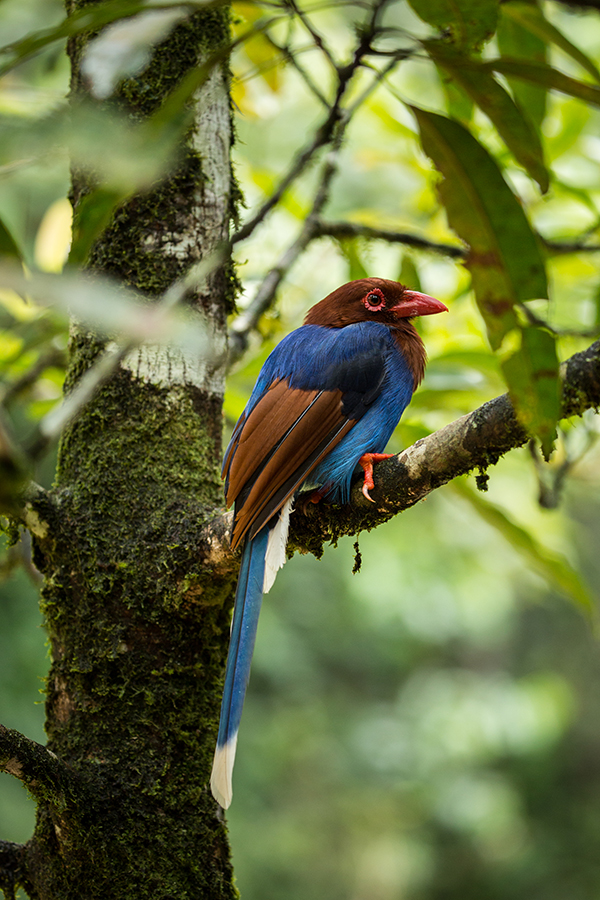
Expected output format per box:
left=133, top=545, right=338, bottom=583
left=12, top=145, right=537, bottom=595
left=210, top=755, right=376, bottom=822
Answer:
left=21, top=5, right=240, bottom=897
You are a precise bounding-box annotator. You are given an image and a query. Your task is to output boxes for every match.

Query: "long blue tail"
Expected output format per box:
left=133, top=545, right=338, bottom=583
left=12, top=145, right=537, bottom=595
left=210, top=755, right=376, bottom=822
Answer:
left=210, top=526, right=269, bottom=809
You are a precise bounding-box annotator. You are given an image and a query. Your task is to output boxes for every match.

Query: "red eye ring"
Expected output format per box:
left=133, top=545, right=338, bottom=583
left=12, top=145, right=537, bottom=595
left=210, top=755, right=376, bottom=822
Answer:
left=363, top=288, right=385, bottom=312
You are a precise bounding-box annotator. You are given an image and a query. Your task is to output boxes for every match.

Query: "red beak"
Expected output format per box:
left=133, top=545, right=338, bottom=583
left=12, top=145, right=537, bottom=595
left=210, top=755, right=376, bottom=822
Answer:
left=391, top=291, right=448, bottom=318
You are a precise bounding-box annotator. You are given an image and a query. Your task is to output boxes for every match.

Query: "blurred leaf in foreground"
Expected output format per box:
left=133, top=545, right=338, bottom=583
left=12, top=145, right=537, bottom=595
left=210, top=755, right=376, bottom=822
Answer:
left=0, top=265, right=212, bottom=356
left=81, top=8, right=189, bottom=100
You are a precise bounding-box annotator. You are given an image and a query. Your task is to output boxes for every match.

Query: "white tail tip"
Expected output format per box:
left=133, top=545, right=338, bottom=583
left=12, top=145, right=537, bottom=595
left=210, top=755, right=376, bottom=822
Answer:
left=210, top=734, right=238, bottom=809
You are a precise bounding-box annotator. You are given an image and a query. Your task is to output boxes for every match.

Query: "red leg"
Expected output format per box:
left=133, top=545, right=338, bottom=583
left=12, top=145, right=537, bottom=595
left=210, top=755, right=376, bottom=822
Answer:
left=358, top=453, right=394, bottom=502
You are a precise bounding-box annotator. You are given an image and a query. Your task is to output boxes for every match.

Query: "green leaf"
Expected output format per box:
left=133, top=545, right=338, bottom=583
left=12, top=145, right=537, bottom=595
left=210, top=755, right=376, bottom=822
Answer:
left=69, top=188, right=128, bottom=267
left=338, top=241, right=369, bottom=281
left=0, top=0, right=199, bottom=77
left=0, top=105, right=178, bottom=195
left=488, top=58, right=600, bottom=108
left=503, top=1, right=600, bottom=83
left=0, top=265, right=212, bottom=357
left=0, top=217, right=22, bottom=261
left=407, top=0, right=499, bottom=49
left=81, top=8, right=189, bottom=100
left=398, top=254, right=422, bottom=292
left=425, top=41, right=549, bottom=191
left=497, top=1, right=547, bottom=131
left=500, top=325, right=560, bottom=457
left=411, top=107, right=547, bottom=348
left=440, top=78, right=474, bottom=124
left=453, top=480, right=595, bottom=619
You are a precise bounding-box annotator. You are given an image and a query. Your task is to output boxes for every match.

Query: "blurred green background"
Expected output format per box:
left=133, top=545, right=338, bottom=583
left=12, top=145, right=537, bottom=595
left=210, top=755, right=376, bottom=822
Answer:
left=2, top=0, right=600, bottom=897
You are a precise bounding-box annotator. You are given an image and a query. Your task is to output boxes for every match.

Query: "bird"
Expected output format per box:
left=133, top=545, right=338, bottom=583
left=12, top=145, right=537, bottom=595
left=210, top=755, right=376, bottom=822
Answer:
left=211, top=277, right=447, bottom=808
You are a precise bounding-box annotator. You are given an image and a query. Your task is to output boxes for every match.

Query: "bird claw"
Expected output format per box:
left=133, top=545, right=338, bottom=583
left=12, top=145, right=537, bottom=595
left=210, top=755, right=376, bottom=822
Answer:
left=362, top=482, right=375, bottom=503
left=358, top=453, right=394, bottom=503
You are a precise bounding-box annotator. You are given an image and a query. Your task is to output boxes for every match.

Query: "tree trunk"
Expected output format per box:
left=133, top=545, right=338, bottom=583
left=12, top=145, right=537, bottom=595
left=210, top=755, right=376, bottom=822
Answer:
left=24, top=5, right=239, bottom=897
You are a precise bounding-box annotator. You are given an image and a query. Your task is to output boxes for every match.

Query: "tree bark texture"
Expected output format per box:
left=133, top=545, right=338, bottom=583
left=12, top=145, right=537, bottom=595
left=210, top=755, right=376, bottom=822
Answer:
left=20, top=6, right=239, bottom=898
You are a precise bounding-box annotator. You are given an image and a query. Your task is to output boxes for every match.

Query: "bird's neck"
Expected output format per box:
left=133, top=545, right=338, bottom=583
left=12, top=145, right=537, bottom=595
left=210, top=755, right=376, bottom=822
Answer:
left=391, top=320, right=426, bottom=390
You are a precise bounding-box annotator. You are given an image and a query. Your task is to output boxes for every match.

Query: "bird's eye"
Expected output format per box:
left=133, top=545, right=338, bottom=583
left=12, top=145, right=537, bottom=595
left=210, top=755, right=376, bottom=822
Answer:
left=363, top=289, right=385, bottom=312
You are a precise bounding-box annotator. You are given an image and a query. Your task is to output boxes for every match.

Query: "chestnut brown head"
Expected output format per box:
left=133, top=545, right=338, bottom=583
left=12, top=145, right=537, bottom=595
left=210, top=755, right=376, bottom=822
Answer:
left=304, top=278, right=448, bottom=328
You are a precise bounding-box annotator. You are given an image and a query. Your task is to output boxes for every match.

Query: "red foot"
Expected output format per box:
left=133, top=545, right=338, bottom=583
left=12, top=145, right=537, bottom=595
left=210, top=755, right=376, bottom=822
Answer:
left=359, top=453, right=394, bottom=502
left=298, top=487, right=327, bottom=514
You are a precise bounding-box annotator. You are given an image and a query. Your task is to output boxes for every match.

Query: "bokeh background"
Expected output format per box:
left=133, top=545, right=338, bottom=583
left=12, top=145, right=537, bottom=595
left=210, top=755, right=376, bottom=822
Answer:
left=1, top=1, right=600, bottom=897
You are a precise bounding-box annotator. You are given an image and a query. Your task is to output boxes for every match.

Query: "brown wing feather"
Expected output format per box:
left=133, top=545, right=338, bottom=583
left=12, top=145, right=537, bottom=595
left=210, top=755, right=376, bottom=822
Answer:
left=225, top=380, right=319, bottom=506
left=225, top=380, right=354, bottom=549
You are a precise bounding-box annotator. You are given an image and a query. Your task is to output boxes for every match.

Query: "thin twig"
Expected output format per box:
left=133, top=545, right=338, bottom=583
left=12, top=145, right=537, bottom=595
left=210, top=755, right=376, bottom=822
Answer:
left=263, top=34, right=330, bottom=106
left=345, top=51, right=413, bottom=114
left=231, top=105, right=344, bottom=246
left=544, top=239, right=600, bottom=254
left=229, top=130, right=346, bottom=362
left=518, top=301, right=600, bottom=339
left=311, top=219, right=600, bottom=260
left=232, top=0, right=391, bottom=246
left=284, top=0, right=338, bottom=69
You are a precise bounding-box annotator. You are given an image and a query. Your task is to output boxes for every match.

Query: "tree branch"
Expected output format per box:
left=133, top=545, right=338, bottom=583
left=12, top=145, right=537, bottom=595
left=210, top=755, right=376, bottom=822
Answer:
left=263, top=35, right=330, bottom=107
left=314, top=220, right=600, bottom=259
left=0, top=841, right=32, bottom=900
left=0, top=725, right=75, bottom=810
left=314, top=219, right=466, bottom=257
left=288, top=339, right=600, bottom=555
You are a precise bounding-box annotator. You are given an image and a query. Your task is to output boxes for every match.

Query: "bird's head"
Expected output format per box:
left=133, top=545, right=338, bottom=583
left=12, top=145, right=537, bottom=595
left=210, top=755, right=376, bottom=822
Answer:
left=304, top=278, right=447, bottom=327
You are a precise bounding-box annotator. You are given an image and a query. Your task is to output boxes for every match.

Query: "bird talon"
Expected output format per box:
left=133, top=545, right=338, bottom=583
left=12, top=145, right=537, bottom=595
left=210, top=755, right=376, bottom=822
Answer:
left=362, top=483, right=375, bottom=502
